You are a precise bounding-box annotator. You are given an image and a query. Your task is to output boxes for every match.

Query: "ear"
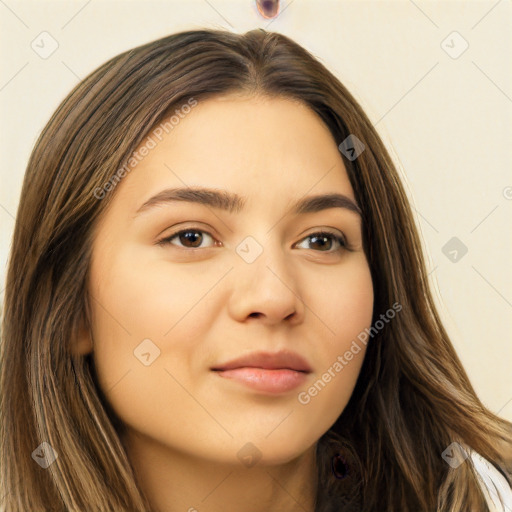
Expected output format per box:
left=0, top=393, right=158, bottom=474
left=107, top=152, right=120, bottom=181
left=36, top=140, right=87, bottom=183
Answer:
left=70, top=303, right=94, bottom=356
left=72, top=321, right=94, bottom=356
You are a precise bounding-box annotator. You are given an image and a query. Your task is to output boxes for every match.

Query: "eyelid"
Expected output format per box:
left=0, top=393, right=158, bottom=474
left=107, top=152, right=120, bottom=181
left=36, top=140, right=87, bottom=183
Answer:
left=156, top=219, right=218, bottom=240
left=294, top=229, right=348, bottom=252
left=157, top=227, right=219, bottom=248
left=299, top=227, right=346, bottom=243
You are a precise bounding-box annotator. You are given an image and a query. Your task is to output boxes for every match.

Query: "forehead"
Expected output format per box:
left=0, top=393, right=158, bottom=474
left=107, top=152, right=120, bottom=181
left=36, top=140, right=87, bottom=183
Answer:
left=113, top=94, right=356, bottom=213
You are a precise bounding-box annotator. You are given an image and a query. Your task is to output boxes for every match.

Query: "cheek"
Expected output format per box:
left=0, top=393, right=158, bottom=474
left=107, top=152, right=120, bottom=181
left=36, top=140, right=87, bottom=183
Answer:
left=305, top=256, right=374, bottom=344
left=86, top=251, right=216, bottom=439
left=296, top=258, right=373, bottom=421
left=87, top=247, right=222, bottom=391
left=91, top=241, right=215, bottom=336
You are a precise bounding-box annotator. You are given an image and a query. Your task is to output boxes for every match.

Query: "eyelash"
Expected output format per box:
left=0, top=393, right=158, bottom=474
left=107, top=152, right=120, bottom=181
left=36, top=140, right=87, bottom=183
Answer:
left=157, top=228, right=348, bottom=253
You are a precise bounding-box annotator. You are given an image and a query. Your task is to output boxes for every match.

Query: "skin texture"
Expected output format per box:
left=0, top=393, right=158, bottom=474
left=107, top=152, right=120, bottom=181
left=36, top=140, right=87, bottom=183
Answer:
left=76, top=94, right=374, bottom=512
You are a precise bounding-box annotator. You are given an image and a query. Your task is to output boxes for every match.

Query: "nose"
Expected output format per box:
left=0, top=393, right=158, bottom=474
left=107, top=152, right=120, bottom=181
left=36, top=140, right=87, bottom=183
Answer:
left=227, top=240, right=305, bottom=326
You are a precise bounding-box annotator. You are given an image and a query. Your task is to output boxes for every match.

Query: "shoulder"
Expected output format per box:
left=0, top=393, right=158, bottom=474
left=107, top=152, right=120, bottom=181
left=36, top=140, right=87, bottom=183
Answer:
left=469, top=449, right=512, bottom=512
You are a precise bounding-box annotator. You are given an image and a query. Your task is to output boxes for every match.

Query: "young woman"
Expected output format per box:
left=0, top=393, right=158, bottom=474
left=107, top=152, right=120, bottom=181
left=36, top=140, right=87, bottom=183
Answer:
left=1, top=28, right=511, bottom=512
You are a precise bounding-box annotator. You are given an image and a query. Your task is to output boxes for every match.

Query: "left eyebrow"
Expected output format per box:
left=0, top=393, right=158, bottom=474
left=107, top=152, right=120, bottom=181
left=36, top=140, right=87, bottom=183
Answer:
left=135, top=187, right=362, bottom=217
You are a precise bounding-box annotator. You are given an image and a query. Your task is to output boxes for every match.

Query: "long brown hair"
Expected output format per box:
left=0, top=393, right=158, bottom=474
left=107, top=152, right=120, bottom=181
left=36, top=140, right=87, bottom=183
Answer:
left=1, top=28, right=511, bottom=512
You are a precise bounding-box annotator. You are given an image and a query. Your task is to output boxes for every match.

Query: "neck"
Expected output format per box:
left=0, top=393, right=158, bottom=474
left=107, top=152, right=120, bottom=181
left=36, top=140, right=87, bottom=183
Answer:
left=123, top=430, right=319, bottom=512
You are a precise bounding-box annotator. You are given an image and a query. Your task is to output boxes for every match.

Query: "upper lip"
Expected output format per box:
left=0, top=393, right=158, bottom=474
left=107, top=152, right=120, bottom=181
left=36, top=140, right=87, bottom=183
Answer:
left=211, top=350, right=312, bottom=373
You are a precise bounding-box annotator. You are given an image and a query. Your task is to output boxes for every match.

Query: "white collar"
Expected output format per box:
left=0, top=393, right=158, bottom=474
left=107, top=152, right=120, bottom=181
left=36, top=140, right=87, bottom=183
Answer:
left=470, top=450, right=512, bottom=512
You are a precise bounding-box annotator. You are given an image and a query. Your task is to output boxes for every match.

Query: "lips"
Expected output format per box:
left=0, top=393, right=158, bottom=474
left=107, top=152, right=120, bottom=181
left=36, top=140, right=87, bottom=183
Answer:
left=210, top=350, right=313, bottom=373
left=211, top=350, right=312, bottom=394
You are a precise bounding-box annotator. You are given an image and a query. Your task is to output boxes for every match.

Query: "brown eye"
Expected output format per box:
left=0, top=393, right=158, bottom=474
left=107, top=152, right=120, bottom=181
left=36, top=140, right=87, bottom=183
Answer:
left=158, top=229, right=216, bottom=249
left=295, top=231, right=346, bottom=252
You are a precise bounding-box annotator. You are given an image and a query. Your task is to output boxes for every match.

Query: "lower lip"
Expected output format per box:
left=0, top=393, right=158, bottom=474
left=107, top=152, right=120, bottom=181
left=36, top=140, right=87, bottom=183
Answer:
left=213, top=368, right=309, bottom=393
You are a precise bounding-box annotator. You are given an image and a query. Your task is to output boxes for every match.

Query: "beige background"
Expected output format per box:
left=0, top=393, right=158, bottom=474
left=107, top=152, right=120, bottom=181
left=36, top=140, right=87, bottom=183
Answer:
left=0, top=0, right=511, bottom=420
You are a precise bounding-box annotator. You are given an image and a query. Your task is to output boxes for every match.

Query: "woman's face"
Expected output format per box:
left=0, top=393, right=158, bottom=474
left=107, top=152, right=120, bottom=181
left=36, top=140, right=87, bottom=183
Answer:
left=84, top=94, right=374, bottom=467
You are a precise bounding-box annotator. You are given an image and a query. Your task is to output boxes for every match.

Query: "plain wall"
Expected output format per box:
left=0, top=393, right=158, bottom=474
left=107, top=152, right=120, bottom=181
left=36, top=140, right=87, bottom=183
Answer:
left=0, top=0, right=511, bottom=420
